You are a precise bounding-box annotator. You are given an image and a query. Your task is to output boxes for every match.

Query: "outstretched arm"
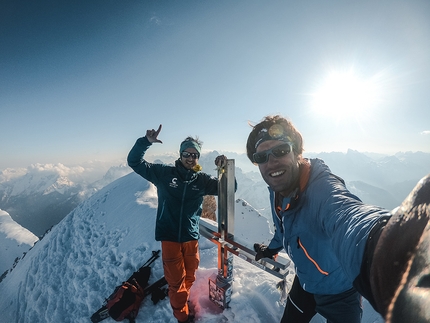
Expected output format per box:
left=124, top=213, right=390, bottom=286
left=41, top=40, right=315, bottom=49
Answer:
left=127, top=124, right=164, bottom=182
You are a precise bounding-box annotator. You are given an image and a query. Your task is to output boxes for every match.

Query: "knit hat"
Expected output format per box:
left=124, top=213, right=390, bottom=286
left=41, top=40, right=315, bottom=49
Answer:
left=180, top=139, right=201, bottom=155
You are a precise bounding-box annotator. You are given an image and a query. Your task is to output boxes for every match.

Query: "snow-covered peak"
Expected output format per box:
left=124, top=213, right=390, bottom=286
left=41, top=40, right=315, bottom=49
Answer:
left=0, top=172, right=277, bottom=322
left=0, top=209, right=38, bottom=275
left=3, top=163, right=81, bottom=197
left=0, top=172, right=382, bottom=323
left=90, top=163, right=132, bottom=190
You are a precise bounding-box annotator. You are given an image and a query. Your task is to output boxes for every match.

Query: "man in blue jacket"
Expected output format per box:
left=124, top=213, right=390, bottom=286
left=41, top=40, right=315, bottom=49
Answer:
left=128, top=124, right=228, bottom=323
left=247, top=115, right=430, bottom=323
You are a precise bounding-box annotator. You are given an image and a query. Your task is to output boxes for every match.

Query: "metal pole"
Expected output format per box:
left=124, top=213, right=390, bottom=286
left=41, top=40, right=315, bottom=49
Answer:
left=202, top=159, right=289, bottom=309
left=215, top=159, right=235, bottom=306
left=217, top=160, right=235, bottom=239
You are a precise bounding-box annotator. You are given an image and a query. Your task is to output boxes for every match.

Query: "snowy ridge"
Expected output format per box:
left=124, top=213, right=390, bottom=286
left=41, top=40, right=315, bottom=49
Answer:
left=0, top=172, right=383, bottom=322
left=0, top=209, right=38, bottom=275
left=0, top=163, right=130, bottom=237
left=0, top=172, right=278, bottom=322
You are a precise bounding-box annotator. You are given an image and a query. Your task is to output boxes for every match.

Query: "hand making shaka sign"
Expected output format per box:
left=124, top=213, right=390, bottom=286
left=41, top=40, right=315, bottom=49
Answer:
left=146, top=124, right=163, bottom=144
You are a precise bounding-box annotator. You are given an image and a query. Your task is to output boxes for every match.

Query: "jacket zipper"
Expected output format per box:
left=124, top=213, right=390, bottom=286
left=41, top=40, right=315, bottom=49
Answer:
left=297, top=237, right=329, bottom=276
left=178, top=170, right=191, bottom=241
left=158, top=200, right=165, bottom=220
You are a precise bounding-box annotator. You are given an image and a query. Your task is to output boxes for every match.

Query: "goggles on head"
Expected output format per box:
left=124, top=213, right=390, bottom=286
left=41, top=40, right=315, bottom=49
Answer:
left=254, top=124, right=292, bottom=149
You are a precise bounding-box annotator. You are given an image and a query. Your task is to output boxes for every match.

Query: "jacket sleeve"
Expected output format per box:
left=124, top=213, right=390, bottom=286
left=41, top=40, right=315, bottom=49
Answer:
left=202, top=174, right=239, bottom=196
left=267, top=228, right=284, bottom=251
left=312, top=170, right=389, bottom=281
left=265, top=189, right=284, bottom=251
left=200, top=173, right=220, bottom=195
left=127, top=136, right=160, bottom=184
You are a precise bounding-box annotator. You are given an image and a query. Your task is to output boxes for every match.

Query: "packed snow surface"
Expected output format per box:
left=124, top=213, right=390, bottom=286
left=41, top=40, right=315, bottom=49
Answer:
left=0, top=209, right=38, bottom=275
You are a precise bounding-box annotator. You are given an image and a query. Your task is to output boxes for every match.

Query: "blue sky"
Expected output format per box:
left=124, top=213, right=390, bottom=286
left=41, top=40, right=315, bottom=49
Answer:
left=1, top=0, right=430, bottom=170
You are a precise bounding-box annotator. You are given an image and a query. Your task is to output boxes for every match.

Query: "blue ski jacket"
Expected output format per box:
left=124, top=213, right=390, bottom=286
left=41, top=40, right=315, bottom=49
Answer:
left=268, top=158, right=391, bottom=294
left=127, top=137, right=220, bottom=242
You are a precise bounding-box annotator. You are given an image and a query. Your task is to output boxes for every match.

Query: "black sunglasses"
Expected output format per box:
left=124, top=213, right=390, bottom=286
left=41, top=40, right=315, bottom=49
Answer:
left=253, top=142, right=293, bottom=164
left=181, top=151, right=200, bottom=159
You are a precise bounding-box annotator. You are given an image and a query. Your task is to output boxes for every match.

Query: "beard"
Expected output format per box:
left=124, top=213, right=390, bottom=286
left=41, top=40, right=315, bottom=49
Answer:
left=261, top=162, right=300, bottom=195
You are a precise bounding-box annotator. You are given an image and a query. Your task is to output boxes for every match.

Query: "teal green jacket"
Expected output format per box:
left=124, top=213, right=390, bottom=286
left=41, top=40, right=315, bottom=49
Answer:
left=127, top=137, right=219, bottom=242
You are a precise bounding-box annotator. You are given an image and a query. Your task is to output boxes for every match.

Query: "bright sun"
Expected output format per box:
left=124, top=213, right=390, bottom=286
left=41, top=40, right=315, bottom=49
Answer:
left=311, top=69, right=381, bottom=121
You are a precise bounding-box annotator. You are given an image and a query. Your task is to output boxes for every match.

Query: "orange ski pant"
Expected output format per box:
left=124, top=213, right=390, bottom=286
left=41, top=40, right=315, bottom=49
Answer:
left=161, top=240, right=200, bottom=322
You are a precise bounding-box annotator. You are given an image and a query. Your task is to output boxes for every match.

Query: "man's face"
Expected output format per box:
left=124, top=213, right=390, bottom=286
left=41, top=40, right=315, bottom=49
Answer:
left=255, top=140, right=300, bottom=195
left=180, top=148, right=199, bottom=170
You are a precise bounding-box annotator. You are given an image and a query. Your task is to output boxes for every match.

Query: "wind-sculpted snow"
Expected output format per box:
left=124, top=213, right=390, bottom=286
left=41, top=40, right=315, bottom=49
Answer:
left=0, top=209, right=38, bottom=275
left=0, top=172, right=383, bottom=322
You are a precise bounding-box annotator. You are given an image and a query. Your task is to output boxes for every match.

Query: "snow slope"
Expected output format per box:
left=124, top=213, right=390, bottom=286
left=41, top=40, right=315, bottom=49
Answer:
left=0, top=209, right=38, bottom=275
left=0, top=162, right=131, bottom=237
left=0, top=172, right=383, bottom=323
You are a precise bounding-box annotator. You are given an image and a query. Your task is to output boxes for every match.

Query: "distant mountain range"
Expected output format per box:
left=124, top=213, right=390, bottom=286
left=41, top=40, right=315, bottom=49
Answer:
left=307, top=150, right=430, bottom=209
left=0, top=163, right=131, bottom=237
left=0, top=150, right=428, bottom=274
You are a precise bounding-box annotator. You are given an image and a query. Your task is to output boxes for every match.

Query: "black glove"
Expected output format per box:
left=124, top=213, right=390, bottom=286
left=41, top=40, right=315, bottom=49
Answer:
left=253, top=243, right=277, bottom=261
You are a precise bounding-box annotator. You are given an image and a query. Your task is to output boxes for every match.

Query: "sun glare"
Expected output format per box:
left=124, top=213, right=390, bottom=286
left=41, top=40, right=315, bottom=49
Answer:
left=311, top=69, right=380, bottom=121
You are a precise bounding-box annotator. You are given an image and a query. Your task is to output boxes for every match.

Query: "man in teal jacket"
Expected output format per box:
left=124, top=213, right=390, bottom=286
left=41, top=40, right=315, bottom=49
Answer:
left=247, top=115, right=430, bottom=323
left=128, top=124, right=228, bottom=323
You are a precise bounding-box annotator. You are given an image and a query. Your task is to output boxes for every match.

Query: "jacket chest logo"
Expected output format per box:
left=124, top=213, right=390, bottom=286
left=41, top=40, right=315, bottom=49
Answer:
left=169, top=178, right=178, bottom=188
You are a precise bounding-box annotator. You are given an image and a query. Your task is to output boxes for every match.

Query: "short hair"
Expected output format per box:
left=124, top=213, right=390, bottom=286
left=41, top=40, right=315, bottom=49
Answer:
left=182, top=136, right=203, bottom=147
left=246, top=115, right=304, bottom=163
